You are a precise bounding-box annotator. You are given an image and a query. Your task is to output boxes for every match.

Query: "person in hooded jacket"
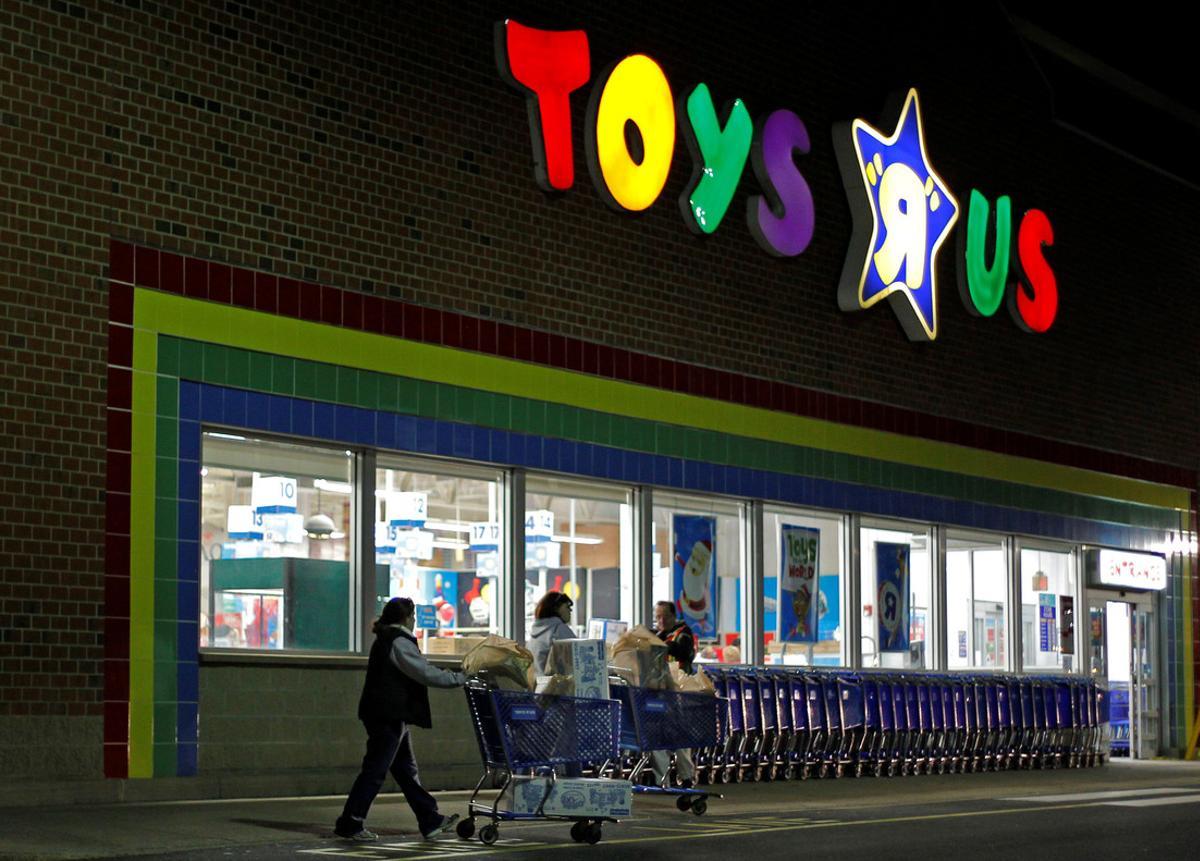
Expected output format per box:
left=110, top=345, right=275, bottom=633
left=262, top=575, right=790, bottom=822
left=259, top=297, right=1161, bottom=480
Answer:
left=526, top=590, right=575, bottom=674
left=334, top=597, right=466, bottom=842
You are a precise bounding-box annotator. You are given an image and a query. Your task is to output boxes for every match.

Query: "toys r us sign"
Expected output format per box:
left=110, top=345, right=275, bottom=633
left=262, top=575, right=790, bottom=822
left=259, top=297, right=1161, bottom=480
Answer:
left=496, top=19, right=1057, bottom=341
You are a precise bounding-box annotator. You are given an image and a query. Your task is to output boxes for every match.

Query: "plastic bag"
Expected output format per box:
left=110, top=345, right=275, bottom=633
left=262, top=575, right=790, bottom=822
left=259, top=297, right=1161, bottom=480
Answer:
left=610, top=625, right=673, bottom=690
left=462, top=635, right=536, bottom=691
left=670, top=664, right=716, bottom=695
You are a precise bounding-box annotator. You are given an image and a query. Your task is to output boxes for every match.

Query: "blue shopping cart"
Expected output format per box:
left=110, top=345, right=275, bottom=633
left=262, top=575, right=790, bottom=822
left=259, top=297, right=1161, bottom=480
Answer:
left=462, top=682, right=624, bottom=845
left=607, top=684, right=724, bottom=815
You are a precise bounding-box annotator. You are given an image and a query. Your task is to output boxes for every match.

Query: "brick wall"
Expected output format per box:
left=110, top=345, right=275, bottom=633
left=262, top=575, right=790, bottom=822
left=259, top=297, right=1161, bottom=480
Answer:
left=198, top=664, right=477, bottom=790
left=1, top=0, right=1197, bottom=771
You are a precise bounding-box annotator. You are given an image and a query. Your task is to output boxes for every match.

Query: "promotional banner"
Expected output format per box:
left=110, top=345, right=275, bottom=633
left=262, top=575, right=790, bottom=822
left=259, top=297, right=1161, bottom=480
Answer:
left=817, top=574, right=839, bottom=642
left=673, top=515, right=716, bottom=638
left=875, top=542, right=910, bottom=652
left=779, top=525, right=820, bottom=642
left=1039, top=593, right=1056, bottom=652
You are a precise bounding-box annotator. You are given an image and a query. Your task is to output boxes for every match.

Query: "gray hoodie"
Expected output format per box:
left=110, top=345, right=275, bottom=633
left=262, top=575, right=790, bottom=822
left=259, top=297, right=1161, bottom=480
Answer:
left=527, top=616, right=575, bottom=674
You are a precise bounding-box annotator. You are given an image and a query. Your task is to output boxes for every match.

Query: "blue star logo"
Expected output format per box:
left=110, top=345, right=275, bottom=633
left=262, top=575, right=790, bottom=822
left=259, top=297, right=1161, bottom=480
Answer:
left=835, top=89, right=958, bottom=341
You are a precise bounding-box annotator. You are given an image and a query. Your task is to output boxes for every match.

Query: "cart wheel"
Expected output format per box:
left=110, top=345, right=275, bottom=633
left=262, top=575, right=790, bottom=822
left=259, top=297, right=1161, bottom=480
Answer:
left=783, top=765, right=795, bottom=780
left=854, top=762, right=864, bottom=778
left=676, top=795, right=693, bottom=812
left=478, top=824, right=499, bottom=846
left=818, top=763, right=829, bottom=779
left=584, top=822, right=602, bottom=845
left=570, top=821, right=587, bottom=843
left=690, top=797, right=708, bottom=816
left=456, top=818, right=475, bottom=840
left=799, top=765, right=810, bottom=780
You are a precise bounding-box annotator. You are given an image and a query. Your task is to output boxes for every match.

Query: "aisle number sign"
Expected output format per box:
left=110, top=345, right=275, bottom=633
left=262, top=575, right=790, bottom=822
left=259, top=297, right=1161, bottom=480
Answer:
left=470, top=521, right=501, bottom=551
left=251, top=475, right=297, bottom=514
left=388, top=491, right=428, bottom=528
left=525, top=509, right=554, bottom=542
left=496, top=19, right=1057, bottom=341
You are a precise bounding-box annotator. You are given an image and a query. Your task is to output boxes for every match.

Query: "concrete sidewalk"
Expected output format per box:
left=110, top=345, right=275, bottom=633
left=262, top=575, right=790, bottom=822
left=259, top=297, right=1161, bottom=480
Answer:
left=2, top=760, right=1199, bottom=860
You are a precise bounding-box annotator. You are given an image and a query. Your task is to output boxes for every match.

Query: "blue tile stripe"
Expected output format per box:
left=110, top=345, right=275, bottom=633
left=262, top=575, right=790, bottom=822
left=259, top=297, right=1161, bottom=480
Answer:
left=179, top=380, right=1173, bottom=548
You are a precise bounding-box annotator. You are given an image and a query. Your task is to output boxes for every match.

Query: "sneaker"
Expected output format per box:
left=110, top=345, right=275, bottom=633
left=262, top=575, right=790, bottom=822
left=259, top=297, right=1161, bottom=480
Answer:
left=423, top=813, right=459, bottom=840
left=334, top=827, right=378, bottom=842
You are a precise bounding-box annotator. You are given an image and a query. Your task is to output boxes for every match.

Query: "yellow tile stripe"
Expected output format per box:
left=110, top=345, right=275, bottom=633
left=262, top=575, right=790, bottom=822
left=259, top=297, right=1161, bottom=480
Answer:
left=1185, top=551, right=1195, bottom=756
left=129, top=325, right=157, bottom=778
left=135, top=288, right=1190, bottom=510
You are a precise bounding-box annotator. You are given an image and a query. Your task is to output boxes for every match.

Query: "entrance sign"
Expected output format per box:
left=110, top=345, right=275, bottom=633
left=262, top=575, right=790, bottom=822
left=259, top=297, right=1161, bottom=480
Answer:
left=834, top=89, right=959, bottom=342
left=1094, top=549, right=1167, bottom=591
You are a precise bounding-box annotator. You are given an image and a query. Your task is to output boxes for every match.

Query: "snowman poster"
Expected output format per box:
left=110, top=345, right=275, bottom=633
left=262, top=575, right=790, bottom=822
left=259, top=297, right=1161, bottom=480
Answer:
left=672, top=515, right=717, bottom=638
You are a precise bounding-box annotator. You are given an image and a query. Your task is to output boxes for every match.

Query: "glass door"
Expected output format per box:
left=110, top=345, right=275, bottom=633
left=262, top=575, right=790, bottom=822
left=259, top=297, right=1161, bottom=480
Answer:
left=1131, top=601, right=1158, bottom=759
left=1088, top=590, right=1158, bottom=759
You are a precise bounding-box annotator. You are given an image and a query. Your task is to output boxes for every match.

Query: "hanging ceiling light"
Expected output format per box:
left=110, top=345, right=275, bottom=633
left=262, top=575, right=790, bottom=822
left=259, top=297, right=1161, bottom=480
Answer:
left=304, top=512, right=336, bottom=538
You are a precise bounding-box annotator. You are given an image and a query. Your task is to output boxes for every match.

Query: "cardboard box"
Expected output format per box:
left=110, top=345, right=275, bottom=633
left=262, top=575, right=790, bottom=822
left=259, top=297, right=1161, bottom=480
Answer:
left=587, top=618, right=629, bottom=645
left=546, top=638, right=608, bottom=699
left=504, top=777, right=632, bottom=818
left=424, top=635, right=486, bottom=656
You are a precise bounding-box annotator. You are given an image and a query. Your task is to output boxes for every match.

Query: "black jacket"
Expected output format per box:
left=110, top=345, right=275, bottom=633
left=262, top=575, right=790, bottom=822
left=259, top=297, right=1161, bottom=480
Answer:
left=357, top=626, right=433, bottom=729
left=659, top=621, right=696, bottom=673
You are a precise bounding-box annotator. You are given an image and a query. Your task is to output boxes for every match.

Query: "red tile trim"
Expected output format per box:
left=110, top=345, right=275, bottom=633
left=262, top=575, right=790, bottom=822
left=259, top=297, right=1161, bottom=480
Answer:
left=107, top=242, right=1197, bottom=489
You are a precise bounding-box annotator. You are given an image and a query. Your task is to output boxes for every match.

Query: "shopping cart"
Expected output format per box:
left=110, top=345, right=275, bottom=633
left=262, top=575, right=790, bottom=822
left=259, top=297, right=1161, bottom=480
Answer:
left=607, top=684, right=725, bottom=814
left=462, top=682, right=624, bottom=845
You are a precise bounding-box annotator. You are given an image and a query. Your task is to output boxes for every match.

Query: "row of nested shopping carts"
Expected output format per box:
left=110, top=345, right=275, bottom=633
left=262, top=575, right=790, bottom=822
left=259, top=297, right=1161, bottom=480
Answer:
left=686, top=666, right=1110, bottom=783
left=460, top=668, right=1110, bottom=846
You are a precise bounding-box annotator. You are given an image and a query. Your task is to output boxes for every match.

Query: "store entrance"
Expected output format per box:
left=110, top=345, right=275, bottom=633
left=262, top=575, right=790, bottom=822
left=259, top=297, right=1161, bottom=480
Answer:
left=1088, top=590, right=1158, bottom=758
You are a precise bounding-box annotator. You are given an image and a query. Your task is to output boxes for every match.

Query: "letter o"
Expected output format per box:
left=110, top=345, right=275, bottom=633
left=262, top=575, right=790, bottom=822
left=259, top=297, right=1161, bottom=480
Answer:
left=586, top=54, right=675, bottom=212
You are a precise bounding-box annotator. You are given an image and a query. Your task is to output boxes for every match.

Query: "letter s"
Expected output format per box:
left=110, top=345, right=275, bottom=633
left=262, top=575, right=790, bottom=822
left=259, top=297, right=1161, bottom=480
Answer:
left=1010, top=208, right=1057, bottom=333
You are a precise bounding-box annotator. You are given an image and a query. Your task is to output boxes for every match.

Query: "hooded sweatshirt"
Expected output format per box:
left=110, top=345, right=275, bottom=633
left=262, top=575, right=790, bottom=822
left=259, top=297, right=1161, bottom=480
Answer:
left=527, top=616, right=575, bottom=674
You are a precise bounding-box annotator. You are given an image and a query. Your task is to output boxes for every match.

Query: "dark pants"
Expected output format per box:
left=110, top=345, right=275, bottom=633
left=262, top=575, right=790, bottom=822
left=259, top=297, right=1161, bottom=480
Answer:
left=337, top=719, right=442, bottom=836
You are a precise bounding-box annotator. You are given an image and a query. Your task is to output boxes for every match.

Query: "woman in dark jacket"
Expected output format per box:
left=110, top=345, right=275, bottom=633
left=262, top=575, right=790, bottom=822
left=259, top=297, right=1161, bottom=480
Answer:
left=334, top=597, right=466, bottom=842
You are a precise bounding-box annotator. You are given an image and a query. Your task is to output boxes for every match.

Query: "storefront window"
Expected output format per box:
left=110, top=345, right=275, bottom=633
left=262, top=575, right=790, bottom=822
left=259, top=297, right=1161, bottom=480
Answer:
left=375, top=458, right=505, bottom=649
left=200, top=433, right=354, bottom=651
left=653, top=493, right=745, bottom=664
left=860, top=521, right=932, bottom=669
left=763, top=507, right=845, bottom=667
left=1020, top=546, right=1076, bottom=672
left=946, top=533, right=1009, bottom=670
left=524, top=476, right=633, bottom=639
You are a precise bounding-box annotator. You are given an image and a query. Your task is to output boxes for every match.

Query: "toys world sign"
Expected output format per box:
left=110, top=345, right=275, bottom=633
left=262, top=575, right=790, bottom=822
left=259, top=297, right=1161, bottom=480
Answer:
left=495, top=19, right=1058, bottom=342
